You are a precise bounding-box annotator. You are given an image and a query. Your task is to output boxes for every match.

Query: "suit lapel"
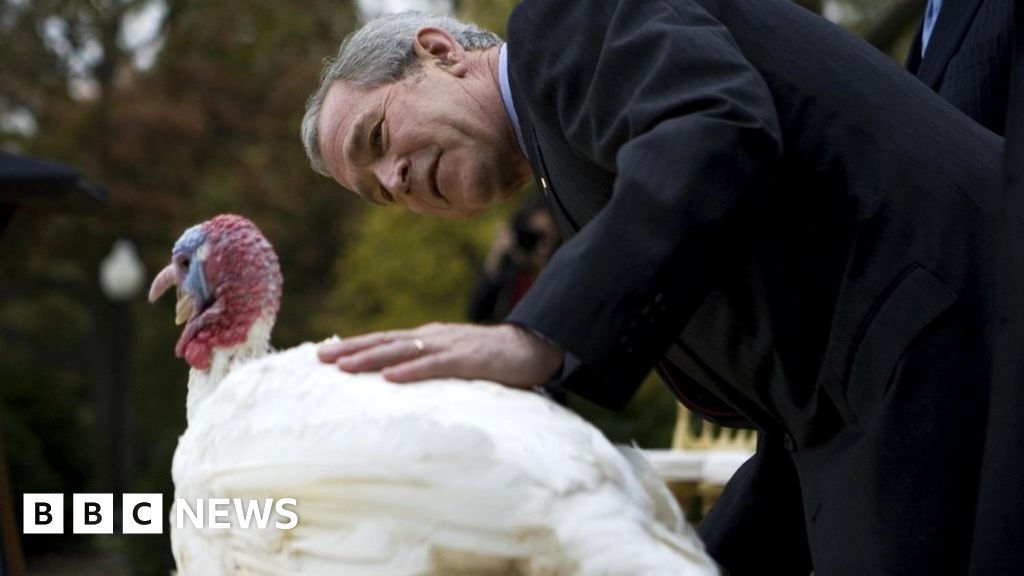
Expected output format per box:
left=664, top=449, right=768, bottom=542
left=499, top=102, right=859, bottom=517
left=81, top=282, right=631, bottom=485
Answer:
left=916, top=0, right=985, bottom=88
left=507, top=77, right=583, bottom=239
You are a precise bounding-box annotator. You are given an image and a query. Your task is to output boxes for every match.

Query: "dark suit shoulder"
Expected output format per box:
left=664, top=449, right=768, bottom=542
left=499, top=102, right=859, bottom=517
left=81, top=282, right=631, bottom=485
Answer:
left=507, top=0, right=780, bottom=169
left=507, top=0, right=622, bottom=165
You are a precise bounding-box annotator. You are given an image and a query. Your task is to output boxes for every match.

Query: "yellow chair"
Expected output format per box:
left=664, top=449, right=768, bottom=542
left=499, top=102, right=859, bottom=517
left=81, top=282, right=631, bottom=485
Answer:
left=645, top=406, right=756, bottom=522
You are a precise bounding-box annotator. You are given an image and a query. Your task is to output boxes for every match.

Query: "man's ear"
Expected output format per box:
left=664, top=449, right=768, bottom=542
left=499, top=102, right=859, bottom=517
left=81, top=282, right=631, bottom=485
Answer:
left=414, top=27, right=469, bottom=77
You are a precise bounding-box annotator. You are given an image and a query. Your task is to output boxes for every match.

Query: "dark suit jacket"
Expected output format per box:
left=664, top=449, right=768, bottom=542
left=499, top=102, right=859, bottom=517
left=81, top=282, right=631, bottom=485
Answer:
left=1006, top=0, right=1022, bottom=193
left=907, top=0, right=1015, bottom=134
left=505, top=0, right=1018, bottom=573
left=972, top=7, right=1024, bottom=574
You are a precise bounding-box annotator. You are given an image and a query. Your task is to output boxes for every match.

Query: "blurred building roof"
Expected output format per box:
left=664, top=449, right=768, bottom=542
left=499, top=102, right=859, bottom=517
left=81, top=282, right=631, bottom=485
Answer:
left=0, top=151, right=106, bottom=235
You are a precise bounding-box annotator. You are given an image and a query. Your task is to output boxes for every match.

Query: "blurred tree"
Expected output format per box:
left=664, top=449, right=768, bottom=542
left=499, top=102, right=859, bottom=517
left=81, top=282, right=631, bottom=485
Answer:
left=1, top=0, right=361, bottom=572
left=866, top=0, right=926, bottom=58
left=318, top=201, right=508, bottom=336
left=796, top=0, right=824, bottom=14
left=453, top=0, right=517, bottom=36
left=835, top=0, right=926, bottom=57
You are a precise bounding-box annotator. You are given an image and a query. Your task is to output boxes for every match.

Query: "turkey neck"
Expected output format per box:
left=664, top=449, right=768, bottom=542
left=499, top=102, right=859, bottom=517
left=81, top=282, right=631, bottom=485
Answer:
left=185, top=315, right=275, bottom=423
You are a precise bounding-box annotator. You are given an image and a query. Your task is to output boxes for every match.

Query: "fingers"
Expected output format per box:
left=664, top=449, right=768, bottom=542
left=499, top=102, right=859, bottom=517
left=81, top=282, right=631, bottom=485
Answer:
left=318, top=323, right=449, bottom=363
left=331, top=338, right=427, bottom=373
left=317, top=323, right=464, bottom=381
left=317, top=330, right=406, bottom=362
left=316, top=323, right=560, bottom=390
left=382, top=352, right=463, bottom=383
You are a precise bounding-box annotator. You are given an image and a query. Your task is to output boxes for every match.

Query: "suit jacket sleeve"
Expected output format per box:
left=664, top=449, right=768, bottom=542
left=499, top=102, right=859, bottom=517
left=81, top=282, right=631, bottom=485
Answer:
left=506, top=0, right=782, bottom=408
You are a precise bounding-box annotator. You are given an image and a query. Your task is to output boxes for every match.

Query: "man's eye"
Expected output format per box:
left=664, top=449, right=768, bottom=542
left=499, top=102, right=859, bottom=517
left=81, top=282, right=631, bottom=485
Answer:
left=371, top=121, right=383, bottom=154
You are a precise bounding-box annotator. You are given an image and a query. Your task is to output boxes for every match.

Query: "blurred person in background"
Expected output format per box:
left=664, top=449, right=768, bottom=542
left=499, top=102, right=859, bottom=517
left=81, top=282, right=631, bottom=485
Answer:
left=468, top=192, right=559, bottom=323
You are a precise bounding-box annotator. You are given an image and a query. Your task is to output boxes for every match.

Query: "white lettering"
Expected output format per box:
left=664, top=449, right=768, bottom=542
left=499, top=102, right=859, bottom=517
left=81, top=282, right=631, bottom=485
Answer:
left=275, top=498, right=298, bottom=530
left=233, top=498, right=274, bottom=529
left=176, top=498, right=204, bottom=529
left=208, top=498, right=231, bottom=529
left=23, top=494, right=297, bottom=532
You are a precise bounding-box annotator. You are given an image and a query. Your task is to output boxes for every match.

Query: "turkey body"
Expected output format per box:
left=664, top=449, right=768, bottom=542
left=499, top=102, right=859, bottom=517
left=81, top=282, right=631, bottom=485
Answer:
left=171, top=342, right=718, bottom=575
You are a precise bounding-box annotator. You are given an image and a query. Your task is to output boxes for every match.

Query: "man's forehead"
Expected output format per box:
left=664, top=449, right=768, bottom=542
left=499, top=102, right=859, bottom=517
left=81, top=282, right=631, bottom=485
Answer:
left=320, top=81, right=363, bottom=150
left=319, top=82, right=372, bottom=188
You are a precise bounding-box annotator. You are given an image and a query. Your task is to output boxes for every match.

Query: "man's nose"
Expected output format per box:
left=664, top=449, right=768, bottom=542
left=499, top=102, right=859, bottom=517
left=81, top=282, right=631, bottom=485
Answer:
left=374, top=157, right=410, bottom=197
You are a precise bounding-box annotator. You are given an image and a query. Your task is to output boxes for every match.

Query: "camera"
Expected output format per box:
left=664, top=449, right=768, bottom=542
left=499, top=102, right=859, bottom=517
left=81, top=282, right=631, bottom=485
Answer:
left=514, top=222, right=543, bottom=252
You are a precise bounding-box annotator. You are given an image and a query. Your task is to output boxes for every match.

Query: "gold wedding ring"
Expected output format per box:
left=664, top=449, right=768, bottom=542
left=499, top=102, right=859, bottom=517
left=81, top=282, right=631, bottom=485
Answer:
left=412, top=338, right=425, bottom=353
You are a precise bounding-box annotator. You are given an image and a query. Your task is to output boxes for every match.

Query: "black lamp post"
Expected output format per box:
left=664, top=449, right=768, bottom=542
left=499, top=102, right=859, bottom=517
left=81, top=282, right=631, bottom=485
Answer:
left=98, top=240, right=144, bottom=532
left=1, top=151, right=104, bottom=576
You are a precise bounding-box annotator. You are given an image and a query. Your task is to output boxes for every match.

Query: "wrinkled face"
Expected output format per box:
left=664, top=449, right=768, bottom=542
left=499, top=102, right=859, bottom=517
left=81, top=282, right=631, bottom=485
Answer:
left=318, top=55, right=527, bottom=218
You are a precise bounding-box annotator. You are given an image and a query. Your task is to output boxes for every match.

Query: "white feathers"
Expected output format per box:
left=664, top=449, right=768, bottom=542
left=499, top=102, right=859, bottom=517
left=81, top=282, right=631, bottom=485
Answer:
left=170, top=341, right=719, bottom=575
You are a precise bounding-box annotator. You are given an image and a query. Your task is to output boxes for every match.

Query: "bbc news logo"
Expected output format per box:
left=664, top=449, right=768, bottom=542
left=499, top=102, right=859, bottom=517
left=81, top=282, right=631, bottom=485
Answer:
left=23, top=494, right=298, bottom=534
left=24, top=494, right=159, bottom=534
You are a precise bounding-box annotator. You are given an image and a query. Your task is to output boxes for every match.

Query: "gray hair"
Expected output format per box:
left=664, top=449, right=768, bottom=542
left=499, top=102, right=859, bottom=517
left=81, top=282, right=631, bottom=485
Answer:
left=301, top=11, right=502, bottom=177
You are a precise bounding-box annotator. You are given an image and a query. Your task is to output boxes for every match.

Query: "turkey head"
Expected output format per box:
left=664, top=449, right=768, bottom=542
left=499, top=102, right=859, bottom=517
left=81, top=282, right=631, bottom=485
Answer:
left=149, top=214, right=282, bottom=370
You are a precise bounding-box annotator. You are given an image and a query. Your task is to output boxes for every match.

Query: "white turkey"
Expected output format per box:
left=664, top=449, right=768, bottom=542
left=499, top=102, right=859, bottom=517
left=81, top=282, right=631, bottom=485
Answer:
left=148, top=213, right=719, bottom=575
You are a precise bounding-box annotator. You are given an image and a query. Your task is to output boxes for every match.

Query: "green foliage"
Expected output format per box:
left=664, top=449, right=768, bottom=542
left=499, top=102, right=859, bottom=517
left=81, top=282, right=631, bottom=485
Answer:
left=568, top=373, right=680, bottom=448
left=319, top=203, right=507, bottom=336
left=2, top=0, right=362, bottom=571
left=455, top=0, right=520, bottom=37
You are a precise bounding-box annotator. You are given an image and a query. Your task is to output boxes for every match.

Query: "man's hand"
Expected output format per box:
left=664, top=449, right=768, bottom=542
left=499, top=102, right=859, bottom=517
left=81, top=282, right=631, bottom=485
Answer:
left=317, top=322, right=565, bottom=389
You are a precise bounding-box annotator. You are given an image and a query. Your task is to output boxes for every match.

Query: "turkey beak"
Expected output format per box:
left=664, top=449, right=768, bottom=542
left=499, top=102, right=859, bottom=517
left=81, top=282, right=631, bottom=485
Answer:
left=149, top=263, right=195, bottom=326
left=149, top=263, right=177, bottom=303
left=174, top=290, right=193, bottom=326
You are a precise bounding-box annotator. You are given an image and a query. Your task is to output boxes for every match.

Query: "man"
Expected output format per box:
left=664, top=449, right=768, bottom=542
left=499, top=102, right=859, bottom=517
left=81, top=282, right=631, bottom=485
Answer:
left=906, top=0, right=1015, bottom=135
left=1007, top=0, right=1022, bottom=197
left=305, top=1, right=1021, bottom=573
left=971, top=6, right=1024, bottom=573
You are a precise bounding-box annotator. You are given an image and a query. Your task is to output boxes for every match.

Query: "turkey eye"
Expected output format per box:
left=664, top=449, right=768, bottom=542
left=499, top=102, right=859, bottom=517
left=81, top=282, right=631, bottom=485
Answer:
left=181, top=258, right=190, bottom=268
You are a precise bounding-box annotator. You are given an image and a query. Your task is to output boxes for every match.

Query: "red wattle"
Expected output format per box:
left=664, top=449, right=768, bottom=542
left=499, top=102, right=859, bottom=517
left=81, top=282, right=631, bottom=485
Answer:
left=174, top=214, right=282, bottom=371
